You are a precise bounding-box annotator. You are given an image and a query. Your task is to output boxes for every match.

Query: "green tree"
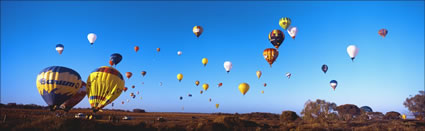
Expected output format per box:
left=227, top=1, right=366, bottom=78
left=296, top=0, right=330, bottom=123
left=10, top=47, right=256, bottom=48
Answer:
left=301, top=99, right=338, bottom=122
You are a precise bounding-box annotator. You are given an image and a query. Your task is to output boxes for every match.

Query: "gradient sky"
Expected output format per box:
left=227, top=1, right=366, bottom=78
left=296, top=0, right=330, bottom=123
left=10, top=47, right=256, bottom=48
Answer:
left=1, top=1, right=424, bottom=115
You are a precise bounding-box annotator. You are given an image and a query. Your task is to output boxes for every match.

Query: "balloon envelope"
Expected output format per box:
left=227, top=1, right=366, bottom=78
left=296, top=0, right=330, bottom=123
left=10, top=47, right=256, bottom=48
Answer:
left=378, top=29, right=388, bottom=38
left=177, top=73, right=183, bottom=82
left=202, top=58, right=208, bottom=66
left=268, top=30, right=285, bottom=49
left=223, top=61, right=232, bottom=73
left=203, top=84, right=209, bottom=91
left=36, top=66, right=82, bottom=111
left=134, top=46, right=139, bottom=52
left=347, top=45, right=359, bottom=61
left=110, top=53, right=123, bottom=65
left=322, top=64, right=328, bottom=74
left=87, top=66, right=124, bottom=112
left=193, top=26, right=203, bottom=37
left=287, top=26, right=298, bottom=39
left=263, top=48, right=279, bottom=67
left=330, top=80, right=338, bottom=90
left=56, top=44, right=64, bottom=55
left=256, top=71, right=262, bottom=79
left=238, top=83, right=250, bottom=95
left=60, top=82, right=87, bottom=111
left=279, top=17, right=291, bottom=30
left=87, top=33, right=97, bottom=45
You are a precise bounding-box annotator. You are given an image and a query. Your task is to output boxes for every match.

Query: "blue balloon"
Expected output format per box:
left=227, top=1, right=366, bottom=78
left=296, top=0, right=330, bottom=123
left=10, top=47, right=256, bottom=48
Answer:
left=110, top=53, right=123, bottom=65
left=56, top=44, right=64, bottom=48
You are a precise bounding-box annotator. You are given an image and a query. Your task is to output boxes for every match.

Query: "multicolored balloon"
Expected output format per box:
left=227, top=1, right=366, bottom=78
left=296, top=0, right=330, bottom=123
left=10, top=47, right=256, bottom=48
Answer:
left=56, top=44, right=64, bottom=55
left=263, top=48, right=279, bottom=67
left=110, top=53, right=123, bottom=66
left=268, top=30, right=285, bottom=49
left=87, top=66, right=124, bottom=112
left=330, top=80, right=338, bottom=91
left=193, top=26, right=203, bottom=38
left=378, top=29, right=388, bottom=38
left=60, top=82, right=87, bottom=112
left=36, top=66, right=82, bottom=111
left=287, top=26, right=298, bottom=39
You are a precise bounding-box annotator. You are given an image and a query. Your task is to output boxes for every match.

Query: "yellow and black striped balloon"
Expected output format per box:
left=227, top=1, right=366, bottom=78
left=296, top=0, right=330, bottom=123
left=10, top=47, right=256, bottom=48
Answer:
left=87, top=66, right=124, bottom=112
left=268, top=30, right=285, bottom=49
left=263, top=48, right=279, bottom=67
left=279, top=17, right=291, bottom=30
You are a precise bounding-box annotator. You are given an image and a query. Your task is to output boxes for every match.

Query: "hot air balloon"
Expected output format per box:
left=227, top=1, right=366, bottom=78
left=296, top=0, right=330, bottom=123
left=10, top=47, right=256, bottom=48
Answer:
left=347, top=45, right=359, bottom=61
left=132, top=95, right=136, bottom=99
left=193, top=26, right=203, bottom=38
left=56, top=44, right=64, bottom=55
left=87, top=66, right=124, bottom=112
left=286, top=72, right=291, bottom=79
left=109, top=60, right=114, bottom=66
left=279, top=17, right=291, bottom=30
left=110, top=53, right=123, bottom=66
left=127, top=99, right=129, bottom=102
left=215, top=104, right=219, bottom=109
left=126, top=72, right=133, bottom=79
left=60, top=82, right=87, bottom=112
left=261, top=90, right=264, bottom=94
left=322, top=64, right=328, bottom=74
left=134, top=46, right=139, bottom=52
left=200, top=90, right=203, bottom=94
left=36, top=66, right=82, bottom=111
left=122, top=101, right=124, bottom=104
left=195, top=80, right=200, bottom=86
left=157, top=48, right=160, bottom=52
left=209, top=98, right=212, bottom=102
left=264, top=83, right=267, bottom=87
left=137, top=91, right=139, bottom=95
left=177, top=51, right=182, bottom=56
left=131, top=85, right=135, bottom=89
left=87, top=33, right=97, bottom=45
left=218, top=83, right=223, bottom=87
left=177, top=73, right=183, bottom=82
left=123, top=87, right=128, bottom=92
left=378, top=29, right=388, bottom=38
left=268, top=30, right=285, bottom=49
left=188, top=94, right=192, bottom=97
left=130, top=93, right=134, bottom=97
left=287, top=26, right=298, bottom=39
left=238, top=83, right=250, bottom=95
left=179, top=96, right=183, bottom=100
left=202, top=58, right=208, bottom=67
left=263, top=48, right=279, bottom=67
left=141, top=71, right=147, bottom=77
left=256, top=71, right=262, bottom=79
left=330, top=80, right=338, bottom=91
left=203, top=84, right=209, bottom=91
left=223, top=61, right=232, bottom=73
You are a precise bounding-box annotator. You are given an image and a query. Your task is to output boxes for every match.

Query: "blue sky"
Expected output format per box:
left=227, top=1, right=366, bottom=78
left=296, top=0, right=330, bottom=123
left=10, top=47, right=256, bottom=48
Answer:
left=1, top=1, right=424, bottom=115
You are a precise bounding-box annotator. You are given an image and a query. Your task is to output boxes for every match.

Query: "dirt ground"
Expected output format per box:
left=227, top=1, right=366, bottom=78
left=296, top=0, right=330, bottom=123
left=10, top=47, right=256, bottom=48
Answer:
left=1, top=108, right=424, bottom=131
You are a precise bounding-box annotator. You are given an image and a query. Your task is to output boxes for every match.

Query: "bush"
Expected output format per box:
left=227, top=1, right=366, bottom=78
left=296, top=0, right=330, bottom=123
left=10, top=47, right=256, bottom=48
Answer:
left=336, top=104, right=361, bottom=121
left=384, top=111, right=401, bottom=120
left=280, top=111, right=299, bottom=123
left=133, top=109, right=145, bottom=113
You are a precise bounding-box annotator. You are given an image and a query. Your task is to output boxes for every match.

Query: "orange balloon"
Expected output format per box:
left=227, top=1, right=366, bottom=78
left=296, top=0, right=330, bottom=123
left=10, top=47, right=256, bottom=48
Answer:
left=218, top=83, right=223, bottom=87
left=109, top=60, right=114, bottom=66
left=134, top=46, right=139, bottom=52
left=126, top=72, right=133, bottom=79
left=263, top=48, right=279, bottom=67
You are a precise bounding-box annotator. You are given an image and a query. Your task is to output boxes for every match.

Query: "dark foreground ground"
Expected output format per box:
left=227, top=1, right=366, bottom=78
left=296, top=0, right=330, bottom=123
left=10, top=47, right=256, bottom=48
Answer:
left=1, top=108, right=424, bottom=131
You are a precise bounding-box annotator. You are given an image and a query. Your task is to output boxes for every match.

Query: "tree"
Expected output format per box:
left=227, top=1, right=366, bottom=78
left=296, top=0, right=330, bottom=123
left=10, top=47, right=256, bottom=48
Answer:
left=280, top=111, right=299, bottom=123
left=336, top=104, right=361, bottom=121
left=403, top=90, right=425, bottom=120
left=301, top=99, right=338, bottom=122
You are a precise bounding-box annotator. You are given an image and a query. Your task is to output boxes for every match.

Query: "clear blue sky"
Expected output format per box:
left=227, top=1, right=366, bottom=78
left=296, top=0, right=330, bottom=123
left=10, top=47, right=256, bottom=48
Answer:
left=1, top=1, right=424, bottom=115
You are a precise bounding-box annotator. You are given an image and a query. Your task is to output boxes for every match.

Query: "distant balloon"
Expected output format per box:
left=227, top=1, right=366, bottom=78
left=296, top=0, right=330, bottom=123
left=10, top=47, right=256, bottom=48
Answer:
left=127, top=99, right=129, bottom=102
left=202, top=58, right=208, bottom=67
left=200, top=90, right=203, bottom=94
left=193, top=26, right=203, bottom=38
left=123, top=87, right=128, bottom=92
left=188, top=94, right=192, bottom=97
left=203, top=83, right=209, bottom=91
left=109, top=60, right=114, bottom=66
left=209, top=98, right=212, bottom=102
left=36, top=66, right=82, bottom=111
left=137, top=91, right=139, bottom=95
left=330, top=80, right=338, bottom=91
left=256, top=71, right=262, bottom=79
left=286, top=72, right=291, bottom=79
left=160, top=82, right=163, bottom=86
left=261, top=90, right=264, bottom=94
left=141, top=71, right=147, bottom=77
left=179, top=96, right=183, bottom=100
left=263, top=48, right=279, bottom=67
left=126, top=72, right=133, bottom=79
left=378, top=29, right=388, bottom=38
left=218, top=83, right=223, bottom=87
left=347, top=45, right=359, bottom=61
left=238, top=83, right=250, bottom=95
left=130, top=93, right=134, bottom=97
left=131, top=85, right=135, bottom=89
left=87, top=66, right=124, bottom=112
left=157, top=48, right=160, bottom=52
left=322, top=64, right=328, bottom=74
left=279, top=17, right=291, bottom=30
left=177, top=73, right=183, bottom=82
left=268, top=30, right=285, bottom=49
left=134, top=46, right=139, bottom=52
left=264, top=83, right=267, bottom=87
left=60, top=82, right=87, bottom=112
left=56, top=44, right=64, bottom=55
left=110, top=53, right=123, bottom=66
left=195, top=80, right=200, bottom=86
left=177, top=51, right=182, bottom=56
left=87, top=33, right=97, bottom=45
left=223, top=61, right=232, bottom=73
left=215, top=104, right=219, bottom=109
left=122, top=101, right=124, bottom=104
left=287, top=26, right=298, bottom=39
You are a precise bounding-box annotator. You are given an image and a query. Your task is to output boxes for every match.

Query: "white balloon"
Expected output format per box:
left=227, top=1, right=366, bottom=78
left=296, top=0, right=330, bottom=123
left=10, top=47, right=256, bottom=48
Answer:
left=287, top=26, right=298, bottom=39
left=330, top=83, right=337, bottom=88
left=223, top=61, right=232, bottom=73
left=286, top=72, right=291, bottom=79
left=177, top=51, right=182, bottom=56
left=87, top=33, right=97, bottom=44
left=346, top=45, right=359, bottom=61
